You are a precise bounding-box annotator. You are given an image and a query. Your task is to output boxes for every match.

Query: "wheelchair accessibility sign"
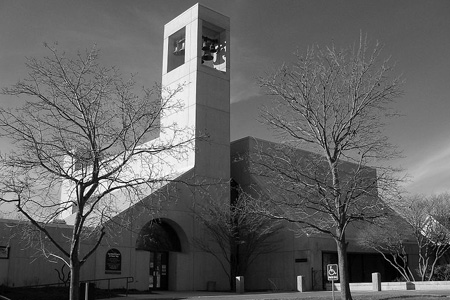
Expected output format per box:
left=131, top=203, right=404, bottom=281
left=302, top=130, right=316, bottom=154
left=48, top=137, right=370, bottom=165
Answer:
left=327, top=264, right=339, bottom=281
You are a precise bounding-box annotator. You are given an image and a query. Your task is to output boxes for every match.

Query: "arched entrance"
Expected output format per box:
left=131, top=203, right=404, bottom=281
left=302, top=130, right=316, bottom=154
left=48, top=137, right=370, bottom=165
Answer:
left=136, top=219, right=182, bottom=290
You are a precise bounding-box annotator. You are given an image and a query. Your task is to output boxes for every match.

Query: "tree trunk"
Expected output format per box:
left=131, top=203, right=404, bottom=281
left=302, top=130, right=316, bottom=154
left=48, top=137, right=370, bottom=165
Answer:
left=69, top=259, right=81, bottom=300
left=70, top=220, right=82, bottom=300
left=230, top=268, right=237, bottom=292
left=336, top=234, right=352, bottom=300
left=229, top=235, right=239, bottom=292
left=230, top=250, right=238, bottom=292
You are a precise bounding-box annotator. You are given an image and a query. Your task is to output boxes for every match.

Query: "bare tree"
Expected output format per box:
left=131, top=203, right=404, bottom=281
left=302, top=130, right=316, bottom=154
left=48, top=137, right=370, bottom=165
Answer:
left=193, top=184, right=282, bottom=291
left=255, top=35, right=403, bottom=299
left=0, top=44, right=194, bottom=300
left=357, top=213, right=415, bottom=281
left=360, top=193, right=450, bottom=281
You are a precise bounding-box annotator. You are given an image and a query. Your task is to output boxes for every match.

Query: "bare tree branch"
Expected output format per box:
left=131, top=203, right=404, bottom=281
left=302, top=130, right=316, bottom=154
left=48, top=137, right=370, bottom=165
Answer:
left=193, top=186, right=282, bottom=291
left=361, top=193, right=450, bottom=281
left=254, top=35, right=403, bottom=300
left=0, top=44, right=195, bottom=300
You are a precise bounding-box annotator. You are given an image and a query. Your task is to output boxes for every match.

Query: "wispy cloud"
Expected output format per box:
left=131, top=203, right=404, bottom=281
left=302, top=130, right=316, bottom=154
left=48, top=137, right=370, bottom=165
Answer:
left=230, top=35, right=275, bottom=103
left=231, top=72, right=261, bottom=103
left=403, top=143, right=450, bottom=194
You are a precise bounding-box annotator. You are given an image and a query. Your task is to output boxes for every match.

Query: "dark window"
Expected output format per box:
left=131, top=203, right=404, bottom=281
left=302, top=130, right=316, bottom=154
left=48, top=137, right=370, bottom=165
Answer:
left=0, top=246, right=9, bottom=259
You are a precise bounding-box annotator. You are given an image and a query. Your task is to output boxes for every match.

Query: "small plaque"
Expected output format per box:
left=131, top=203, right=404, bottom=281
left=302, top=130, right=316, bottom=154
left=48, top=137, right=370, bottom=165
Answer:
left=105, top=248, right=121, bottom=274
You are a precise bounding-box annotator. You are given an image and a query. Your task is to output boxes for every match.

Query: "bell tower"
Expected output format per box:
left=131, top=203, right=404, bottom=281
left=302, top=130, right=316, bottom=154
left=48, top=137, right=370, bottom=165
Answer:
left=161, top=4, right=230, bottom=186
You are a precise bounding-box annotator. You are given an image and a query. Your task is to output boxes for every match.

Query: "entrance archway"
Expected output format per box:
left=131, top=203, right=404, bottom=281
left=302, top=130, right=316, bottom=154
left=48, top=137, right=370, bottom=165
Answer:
left=136, top=219, right=182, bottom=290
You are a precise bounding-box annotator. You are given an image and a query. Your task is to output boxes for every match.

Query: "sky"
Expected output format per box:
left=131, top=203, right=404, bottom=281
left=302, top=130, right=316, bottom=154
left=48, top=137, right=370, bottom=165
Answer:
left=0, top=0, right=449, bottom=198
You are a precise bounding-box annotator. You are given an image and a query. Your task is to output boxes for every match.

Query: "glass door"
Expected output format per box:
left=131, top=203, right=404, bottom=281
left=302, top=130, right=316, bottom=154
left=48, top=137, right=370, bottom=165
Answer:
left=149, top=252, right=169, bottom=290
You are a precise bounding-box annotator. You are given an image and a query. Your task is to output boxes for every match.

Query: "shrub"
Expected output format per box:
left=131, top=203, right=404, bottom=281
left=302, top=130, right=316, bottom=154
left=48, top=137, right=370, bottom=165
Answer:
left=432, top=264, right=450, bottom=281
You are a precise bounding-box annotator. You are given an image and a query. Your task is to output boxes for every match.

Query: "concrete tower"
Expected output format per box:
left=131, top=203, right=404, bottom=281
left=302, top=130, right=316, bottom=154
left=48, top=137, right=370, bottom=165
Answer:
left=149, top=4, right=231, bottom=291
left=161, top=3, right=230, bottom=183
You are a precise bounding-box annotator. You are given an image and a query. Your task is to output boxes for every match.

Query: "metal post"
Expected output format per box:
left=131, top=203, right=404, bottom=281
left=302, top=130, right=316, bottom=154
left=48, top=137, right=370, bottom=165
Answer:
left=85, top=282, right=89, bottom=300
left=331, top=279, right=335, bottom=300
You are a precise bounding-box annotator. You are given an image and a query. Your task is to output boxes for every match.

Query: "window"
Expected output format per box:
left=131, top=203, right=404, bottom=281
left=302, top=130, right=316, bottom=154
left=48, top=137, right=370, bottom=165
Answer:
left=0, top=246, right=10, bottom=259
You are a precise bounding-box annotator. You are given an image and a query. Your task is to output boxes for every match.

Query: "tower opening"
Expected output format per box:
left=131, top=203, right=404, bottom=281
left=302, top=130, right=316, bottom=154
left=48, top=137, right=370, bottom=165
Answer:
left=167, top=27, right=186, bottom=73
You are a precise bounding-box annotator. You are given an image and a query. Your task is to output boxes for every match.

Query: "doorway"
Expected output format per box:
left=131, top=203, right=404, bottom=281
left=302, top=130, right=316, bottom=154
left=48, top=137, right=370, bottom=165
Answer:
left=149, top=252, right=169, bottom=290
left=136, top=219, right=183, bottom=291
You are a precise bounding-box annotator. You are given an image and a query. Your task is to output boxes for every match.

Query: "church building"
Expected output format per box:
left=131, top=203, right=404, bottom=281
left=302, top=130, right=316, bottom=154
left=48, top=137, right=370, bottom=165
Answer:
left=0, top=4, right=412, bottom=293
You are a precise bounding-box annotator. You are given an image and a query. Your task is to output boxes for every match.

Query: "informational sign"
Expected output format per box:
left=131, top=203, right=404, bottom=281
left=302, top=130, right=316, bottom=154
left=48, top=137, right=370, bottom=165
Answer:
left=327, top=264, right=339, bottom=281
left=105, top=248, right=121, bottom=274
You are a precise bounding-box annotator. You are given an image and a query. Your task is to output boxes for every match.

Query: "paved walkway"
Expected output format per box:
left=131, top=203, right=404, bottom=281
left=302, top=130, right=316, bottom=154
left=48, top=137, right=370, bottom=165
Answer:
left=106, top=289, right=450, bottom=300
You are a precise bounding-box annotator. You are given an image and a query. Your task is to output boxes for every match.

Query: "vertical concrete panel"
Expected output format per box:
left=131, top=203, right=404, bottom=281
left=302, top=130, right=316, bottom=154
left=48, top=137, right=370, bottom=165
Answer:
left=0, top=259, right=8, bottom=285
left=134, top=251, right=150, bottom=290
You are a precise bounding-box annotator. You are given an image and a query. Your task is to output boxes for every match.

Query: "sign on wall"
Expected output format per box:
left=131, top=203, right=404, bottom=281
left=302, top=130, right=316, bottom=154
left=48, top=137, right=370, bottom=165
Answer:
left=105, top=248, right=121, bottom=274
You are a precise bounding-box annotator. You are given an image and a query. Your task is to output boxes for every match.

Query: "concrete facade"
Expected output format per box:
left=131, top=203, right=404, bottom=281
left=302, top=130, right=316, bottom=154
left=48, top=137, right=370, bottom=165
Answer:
left=0, top=4, right=419, bottom=293
left=1, top=4, right=232, bottom=292
left=229, top=137, right=415, bottom=291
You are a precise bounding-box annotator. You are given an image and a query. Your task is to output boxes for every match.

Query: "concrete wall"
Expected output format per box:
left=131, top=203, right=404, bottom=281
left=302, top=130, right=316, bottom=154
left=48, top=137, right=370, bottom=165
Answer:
left=230, top=137, right=413, bottom=292
left=0, top=219, right=76, bottom=287
left=327, top=280, right=450, bottom=291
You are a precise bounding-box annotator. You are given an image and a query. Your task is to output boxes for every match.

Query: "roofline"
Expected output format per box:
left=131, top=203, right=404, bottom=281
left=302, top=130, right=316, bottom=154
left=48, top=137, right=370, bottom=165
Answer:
left=230, top=136, right=377, bottom=173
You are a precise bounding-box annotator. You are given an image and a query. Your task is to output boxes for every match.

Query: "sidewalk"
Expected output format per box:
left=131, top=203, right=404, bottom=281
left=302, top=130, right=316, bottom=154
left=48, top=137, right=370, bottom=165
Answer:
left=105, top=289, right=450, bottom=300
